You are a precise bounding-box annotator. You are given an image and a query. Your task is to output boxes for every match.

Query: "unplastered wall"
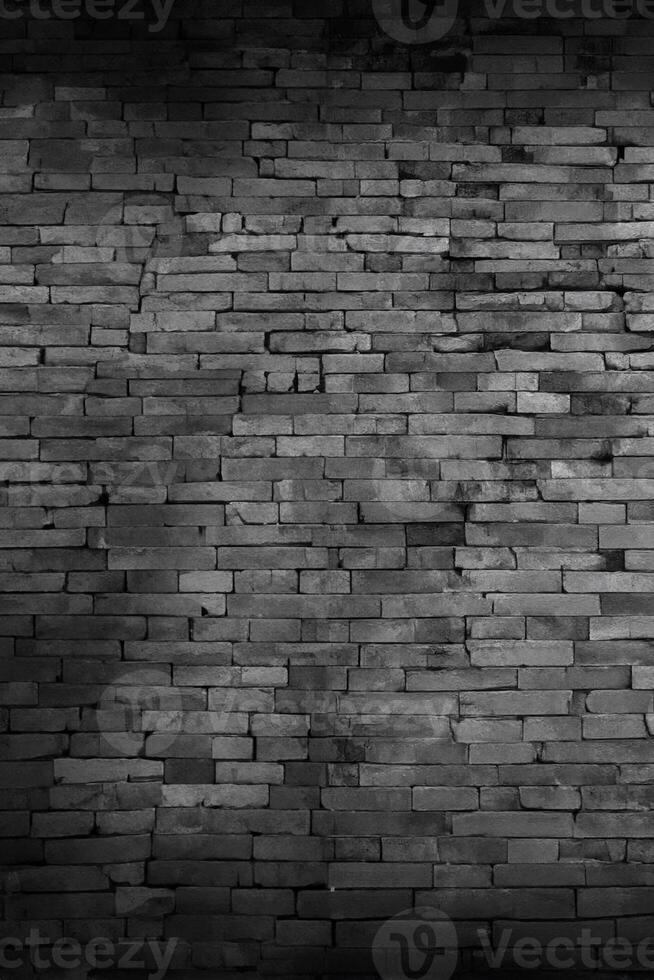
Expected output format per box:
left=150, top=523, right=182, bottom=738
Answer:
left=2, top=1, right=654, bottom=976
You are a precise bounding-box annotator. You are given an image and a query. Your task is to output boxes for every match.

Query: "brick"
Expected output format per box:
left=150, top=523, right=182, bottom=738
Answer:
left=453, top=812, right=574, bottom=838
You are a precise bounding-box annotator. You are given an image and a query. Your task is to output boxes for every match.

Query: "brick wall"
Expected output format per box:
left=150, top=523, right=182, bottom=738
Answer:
left=3, top=1, right=654, bottom=976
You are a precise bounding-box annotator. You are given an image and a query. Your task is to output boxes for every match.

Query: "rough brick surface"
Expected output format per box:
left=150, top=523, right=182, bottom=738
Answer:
left=3, top=1, right=654, bottom=977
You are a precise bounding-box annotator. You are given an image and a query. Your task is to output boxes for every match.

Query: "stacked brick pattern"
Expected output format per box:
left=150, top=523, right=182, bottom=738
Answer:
left=3, top=2, right=654, bottom=976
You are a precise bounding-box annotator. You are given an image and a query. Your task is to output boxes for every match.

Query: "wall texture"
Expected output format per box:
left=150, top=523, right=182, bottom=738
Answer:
left=3, top=1, right=654, bottom=977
